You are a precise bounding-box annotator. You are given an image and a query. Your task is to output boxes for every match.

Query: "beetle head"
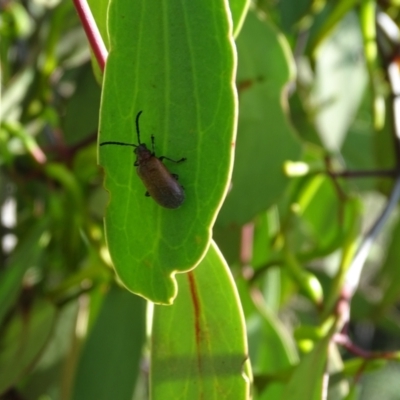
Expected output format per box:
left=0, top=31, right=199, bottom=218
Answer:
left=134, top=143, right=153, bottom=161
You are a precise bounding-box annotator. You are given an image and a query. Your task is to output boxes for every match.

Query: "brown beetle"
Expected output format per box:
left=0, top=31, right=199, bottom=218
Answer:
left=100, top=111, right=186, bottom=209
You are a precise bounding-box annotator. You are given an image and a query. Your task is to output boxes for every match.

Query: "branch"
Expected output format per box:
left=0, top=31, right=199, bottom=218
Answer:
left=329, top=168, right=397, bottom=178
left=72, top=0, right=108, bottom=72
left=334, top=333, right=399, bottom=360
left=343, top=12, right=400, bottom=300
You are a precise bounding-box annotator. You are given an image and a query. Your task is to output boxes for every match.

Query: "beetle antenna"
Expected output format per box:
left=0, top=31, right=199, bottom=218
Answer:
left=100, top=110, right=143, bottom=148
left=100, top=141, right=137, bottom=147
left=136, top=110, right=143, bottom=144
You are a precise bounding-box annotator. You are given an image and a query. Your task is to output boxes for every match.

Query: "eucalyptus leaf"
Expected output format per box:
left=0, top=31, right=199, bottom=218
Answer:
left=150, top=241, right=251, bottom=399
left=99, top=0, right=237, bottom=304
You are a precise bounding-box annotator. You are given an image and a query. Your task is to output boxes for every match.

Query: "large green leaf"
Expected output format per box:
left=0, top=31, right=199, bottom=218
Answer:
left=99, top=0, right=237, bottom=304
left=90, top=0, right=249, bottom=48
left=150, top=241, right=251, bottom=399
left=218, top=10, right=301, bottom=225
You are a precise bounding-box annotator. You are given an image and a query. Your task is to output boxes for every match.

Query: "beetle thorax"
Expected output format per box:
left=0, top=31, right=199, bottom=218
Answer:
left=134, top=144, right=153, bottom=163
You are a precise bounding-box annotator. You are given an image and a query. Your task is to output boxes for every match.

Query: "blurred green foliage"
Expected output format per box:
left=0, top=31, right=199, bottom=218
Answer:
left=2, top=1, right=400, bottom=399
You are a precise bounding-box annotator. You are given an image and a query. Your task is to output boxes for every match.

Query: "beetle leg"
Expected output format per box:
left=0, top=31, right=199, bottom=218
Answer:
left=159, top=156, right=186, bottom=163
left=145, top=191, right=151, bottom=197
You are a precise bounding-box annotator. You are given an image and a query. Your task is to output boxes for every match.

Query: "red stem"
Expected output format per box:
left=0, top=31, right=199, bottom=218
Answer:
left=72, top=0, right=108, bottom=72
left=334, top=333, right=397, bottom=360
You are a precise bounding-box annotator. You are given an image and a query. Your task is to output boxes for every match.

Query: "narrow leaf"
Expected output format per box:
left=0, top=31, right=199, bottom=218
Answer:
left=150, top=241, right=251, bottom=399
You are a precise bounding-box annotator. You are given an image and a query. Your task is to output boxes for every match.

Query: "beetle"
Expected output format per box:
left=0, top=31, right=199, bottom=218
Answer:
left=100, top=110, right=186, bottom=209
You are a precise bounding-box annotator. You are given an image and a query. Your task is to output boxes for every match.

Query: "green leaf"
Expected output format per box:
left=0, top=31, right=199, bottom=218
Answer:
left=343, top=383, right=361, bottom=400
left=250, top=305, right=298, bottom=399
left=307, top=0, right=359, bottom=56
left=357, top=362, right=400, bottom=400
left=150, top=241, right=251, bottom=399
left=19, top=301, right=80, bottom=399
left=213, top=223, right=242, bottom=265
left=295, top=175, right=350, bottom=255
left=0, top=299, right=56, bottom=394
left=274, top=0, right=313, bottom=33
left=280, top=327, right=334, bottom=400
left=72, top=285, right=146, bottom=400
left=0, top=68, right=34, bottom=121
left=0, top=220, right=48, bottom=328
left=4, top=2, right=32, bottom=38
left=341, top=91, right=382, bottom=192
left=229, top=0, right=251, bottom=37
left=218, top=10, right=301, bottom=225
left=312, top=12, right=367, bottom=150
left=99, top=0, right=237, bottom=303
left=330, top=358, right=387, bottom=385
left=62, top=64, right=101, bottom=145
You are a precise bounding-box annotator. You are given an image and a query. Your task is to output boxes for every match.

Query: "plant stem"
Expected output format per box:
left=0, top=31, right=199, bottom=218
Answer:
left=72, top=0, right=108, bottom=72
left=330, top=168, right=397, bottom=178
